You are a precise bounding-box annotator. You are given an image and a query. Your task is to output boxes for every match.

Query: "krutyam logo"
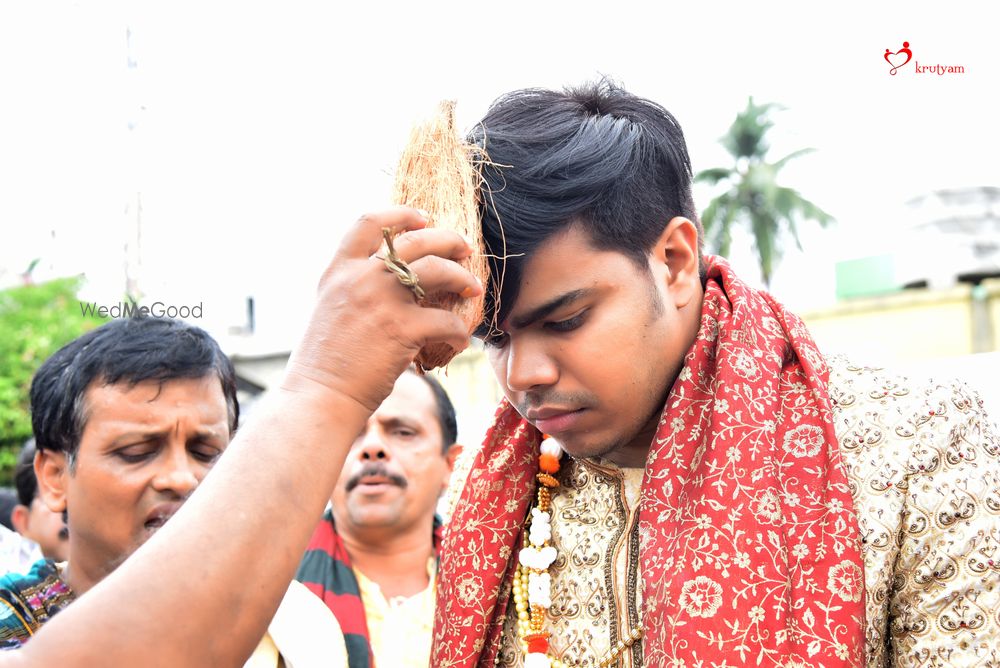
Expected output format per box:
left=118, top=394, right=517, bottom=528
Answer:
left=884, top=41, right=966, bottom=76
left=884, top=41, right=912, bottom=75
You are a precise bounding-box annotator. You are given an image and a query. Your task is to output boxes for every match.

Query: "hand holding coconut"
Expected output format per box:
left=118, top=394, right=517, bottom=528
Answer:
left=3, top=209, right=481, bottom=668
left=282, top=206, right=482, bottom=414
left=0, top=109, right=487, bottom=668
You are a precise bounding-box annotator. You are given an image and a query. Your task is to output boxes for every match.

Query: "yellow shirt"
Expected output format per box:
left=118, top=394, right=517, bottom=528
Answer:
left=355, top=558, right=437, bottom=668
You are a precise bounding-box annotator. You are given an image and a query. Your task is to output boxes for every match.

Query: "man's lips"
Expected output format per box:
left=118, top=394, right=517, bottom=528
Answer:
left=528, top=407, right=586, bottom=434
left=357, top=475, right=396, bottom=487
left=144, top=502, right=183, bottom=530
left=345, top=469, right=408, bottom=493
left=352, top=476, right=404, bottom=495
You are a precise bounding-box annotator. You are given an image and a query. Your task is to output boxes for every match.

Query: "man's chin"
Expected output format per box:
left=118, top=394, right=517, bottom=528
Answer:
left=136, top=527, right=158, bottom=546
left=555, top=431, right=651, bottom=468
left=346, top=510, right=404, bottom=530
left=553, top=436, right=618, bottom=462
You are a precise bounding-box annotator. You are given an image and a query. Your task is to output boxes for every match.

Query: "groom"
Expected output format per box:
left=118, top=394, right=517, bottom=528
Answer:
left=433, top=81, right=1000, bottom=667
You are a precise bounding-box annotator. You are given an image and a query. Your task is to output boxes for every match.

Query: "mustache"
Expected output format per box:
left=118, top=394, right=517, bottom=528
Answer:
left=517, top=390, right=597, bottom=417
left=345, top=462, right=408, bottom=492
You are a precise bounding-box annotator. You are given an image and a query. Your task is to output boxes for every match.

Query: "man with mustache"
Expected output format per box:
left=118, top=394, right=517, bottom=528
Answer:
left=297, top=367, right=461, bottom=668
left=433, top=81, right=1000, bottom=667
left=0, top=316, right=339, bottom=665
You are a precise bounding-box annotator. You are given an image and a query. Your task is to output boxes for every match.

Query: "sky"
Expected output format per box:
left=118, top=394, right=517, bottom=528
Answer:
left=2, top=1, right=998, bottom=352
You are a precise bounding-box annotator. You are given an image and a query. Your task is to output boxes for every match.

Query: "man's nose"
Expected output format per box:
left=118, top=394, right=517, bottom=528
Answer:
left=356, top=429, right=391, bottom=461
left=151, top=447, right=200, bottom=496
left=504, top=337, right=559, bottom=394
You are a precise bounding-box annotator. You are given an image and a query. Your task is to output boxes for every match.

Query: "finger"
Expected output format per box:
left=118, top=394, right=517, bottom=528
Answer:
left=392, top=228, right=474, bottom=264
left=405, top=255, right=483, bottom=300
left=338, top=207, right=429, bottom=259
left=397, top=306, right=472, bottom=355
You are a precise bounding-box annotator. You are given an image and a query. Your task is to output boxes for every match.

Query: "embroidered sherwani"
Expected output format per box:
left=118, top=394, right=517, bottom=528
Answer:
left=494, top=357, right=1000, bottom=667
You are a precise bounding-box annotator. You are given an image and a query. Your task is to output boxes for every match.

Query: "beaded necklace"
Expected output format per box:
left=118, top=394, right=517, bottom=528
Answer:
left=514, top=437, right=643, bottom=668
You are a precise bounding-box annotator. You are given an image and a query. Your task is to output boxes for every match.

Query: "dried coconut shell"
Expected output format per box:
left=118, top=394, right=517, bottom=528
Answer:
left=391, top=100, right=487, bottom=370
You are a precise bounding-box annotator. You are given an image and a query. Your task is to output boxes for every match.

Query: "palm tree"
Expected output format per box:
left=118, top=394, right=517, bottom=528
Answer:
left=696, top=97, right=833, bottom=287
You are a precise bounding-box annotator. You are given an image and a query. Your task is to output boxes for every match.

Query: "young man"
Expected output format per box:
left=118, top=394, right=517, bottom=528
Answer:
left=0, top=317, right=340, bottom=665
left=297, top=368, right=461, bottom=667
left=434, top=82, right=1000, bottom=667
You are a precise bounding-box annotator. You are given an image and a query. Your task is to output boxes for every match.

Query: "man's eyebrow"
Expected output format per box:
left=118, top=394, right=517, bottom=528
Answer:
left=509, top=288, right=594, bottom=330
left=105, top=429, right=163, bottom=445
left=107, top=426, right=225, bottom=447
left=378, top=415, right=421, bottom=430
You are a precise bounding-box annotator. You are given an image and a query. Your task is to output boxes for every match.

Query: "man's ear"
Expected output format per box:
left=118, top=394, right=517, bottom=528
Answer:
left=35, top=450, right=69, bottom=515
left=445, top=444, right=464, bottom=474
left=10, top=504, right=31, bottom=535
left=441, top=444, right=464, bottom=494
left=651, top=216, right=701, bottom=310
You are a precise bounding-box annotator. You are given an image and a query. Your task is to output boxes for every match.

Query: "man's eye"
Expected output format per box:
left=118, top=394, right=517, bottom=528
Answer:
left=190, top=447, right=221, bottom=463
left=392, top=429, right=416, bottom=438
left=546, top=312, right=586, bottom=333
left=115, top=445, right=156, bottom=463
left=484, top=330, right=509, bottom=348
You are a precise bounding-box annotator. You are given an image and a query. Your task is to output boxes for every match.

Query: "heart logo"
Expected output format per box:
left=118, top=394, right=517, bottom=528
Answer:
left=884, top=41, right=912, bottom=75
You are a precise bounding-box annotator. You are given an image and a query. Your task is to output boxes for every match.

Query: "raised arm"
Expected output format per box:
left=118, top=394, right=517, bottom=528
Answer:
left=3, top=208, right=480, bottom=667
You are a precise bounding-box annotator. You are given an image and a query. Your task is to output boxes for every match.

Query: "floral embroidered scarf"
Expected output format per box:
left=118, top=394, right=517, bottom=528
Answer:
left=433, top=256, right=866, bottom=667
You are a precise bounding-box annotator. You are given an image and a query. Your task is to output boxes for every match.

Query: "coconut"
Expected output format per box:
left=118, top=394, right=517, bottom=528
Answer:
left=391, top=100, right=488, bottom=371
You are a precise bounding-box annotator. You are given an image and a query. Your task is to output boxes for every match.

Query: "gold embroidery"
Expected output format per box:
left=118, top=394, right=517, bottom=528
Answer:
left=829, top=355, right=1000, bottom=666
left=500, top=460, right=646, bottom=667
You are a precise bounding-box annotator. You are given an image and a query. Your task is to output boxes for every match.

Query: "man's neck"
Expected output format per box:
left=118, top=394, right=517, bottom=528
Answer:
left=339, top=523, right=435, bottom=600
left=61, top=550, right=117, bottom=596
left=603, top=440, right=653, bottom=468
left=603, top=368, right=682, bottom=468
left=602, top=410, right=662, bottom=468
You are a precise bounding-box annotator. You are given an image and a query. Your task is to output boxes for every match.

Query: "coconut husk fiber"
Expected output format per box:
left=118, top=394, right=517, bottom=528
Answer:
left=391, top=100, right=488, bottom=371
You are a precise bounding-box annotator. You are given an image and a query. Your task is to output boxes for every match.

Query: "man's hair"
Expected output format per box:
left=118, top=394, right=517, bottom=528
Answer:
left=14, top=440, right=39, bottom=507
left=411, top=370, right=458, bottom=451
left=0, top=488, right=17, bottom=531
left=30, top=317, right=239, bottom=467
left=470, top=79, right=704, bottom=332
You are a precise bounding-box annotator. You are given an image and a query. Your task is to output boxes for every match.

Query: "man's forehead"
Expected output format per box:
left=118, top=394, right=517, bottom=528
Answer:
left=376, top=372, right=437, bottom=422
left=82, top=376, right=229, bottom=424
left=502, top=227, right=631, bottom=324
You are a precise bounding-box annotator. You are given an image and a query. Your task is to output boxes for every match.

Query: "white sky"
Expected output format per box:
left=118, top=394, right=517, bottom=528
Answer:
left=2, top=1, right=998, bottom=349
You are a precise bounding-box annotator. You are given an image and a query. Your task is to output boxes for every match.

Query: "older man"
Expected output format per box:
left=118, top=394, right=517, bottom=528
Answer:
left=297, top=367, right=461, bottom=668
left=0, top=317, right=339, bottom=665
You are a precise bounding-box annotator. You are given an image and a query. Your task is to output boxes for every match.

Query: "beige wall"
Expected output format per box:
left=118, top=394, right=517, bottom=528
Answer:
left=800, top=286, right=978, bottom=364
left=987, top=279, right=1000, bottom=351
left=800, top=281, right=1000, bottom=364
